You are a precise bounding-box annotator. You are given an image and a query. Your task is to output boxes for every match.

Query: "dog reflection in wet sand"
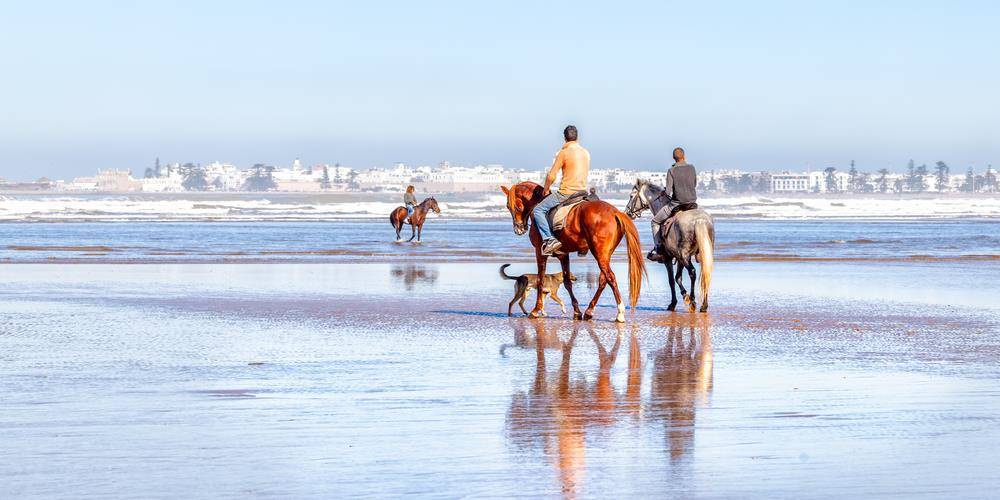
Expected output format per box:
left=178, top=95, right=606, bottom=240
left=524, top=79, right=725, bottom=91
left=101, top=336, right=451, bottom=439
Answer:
left=500, top=264, right=577, bottom=317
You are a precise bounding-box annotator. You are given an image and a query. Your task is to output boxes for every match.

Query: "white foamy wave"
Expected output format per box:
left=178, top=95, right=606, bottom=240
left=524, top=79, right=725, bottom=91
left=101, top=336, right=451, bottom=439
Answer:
left=0, top=194, right=997, bottom=221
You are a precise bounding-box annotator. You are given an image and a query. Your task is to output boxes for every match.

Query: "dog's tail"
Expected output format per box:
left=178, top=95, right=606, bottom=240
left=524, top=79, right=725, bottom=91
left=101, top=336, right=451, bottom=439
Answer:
left=499, top=264, right=518, bottom=280
left=615, top=210, right=646, bottom=310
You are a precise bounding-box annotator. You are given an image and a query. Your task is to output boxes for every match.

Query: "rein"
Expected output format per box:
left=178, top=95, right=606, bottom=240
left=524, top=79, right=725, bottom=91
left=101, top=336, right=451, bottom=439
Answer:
left=632, top=183, right=667, bottom=215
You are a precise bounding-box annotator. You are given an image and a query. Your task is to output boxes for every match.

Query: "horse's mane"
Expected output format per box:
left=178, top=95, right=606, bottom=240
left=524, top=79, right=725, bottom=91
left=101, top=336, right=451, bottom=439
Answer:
left=514, top=181, right=545, bottom=202
left=637, top=178, right=665, bottom=195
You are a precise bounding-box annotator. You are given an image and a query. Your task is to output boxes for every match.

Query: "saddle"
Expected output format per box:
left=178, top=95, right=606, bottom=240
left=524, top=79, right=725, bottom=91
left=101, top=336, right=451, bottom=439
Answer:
left=669, top=202, right=699, bottom=218
left=658, top=202, right=700, bottom=242
left=546, top=191, right=592, bottom=233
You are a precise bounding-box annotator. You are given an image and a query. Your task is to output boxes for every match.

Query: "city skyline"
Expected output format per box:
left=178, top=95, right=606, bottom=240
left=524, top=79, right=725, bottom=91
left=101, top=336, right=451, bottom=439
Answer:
left=1, top=154, right=995, bottom=184
left=4, top=156, right=995, bottom=196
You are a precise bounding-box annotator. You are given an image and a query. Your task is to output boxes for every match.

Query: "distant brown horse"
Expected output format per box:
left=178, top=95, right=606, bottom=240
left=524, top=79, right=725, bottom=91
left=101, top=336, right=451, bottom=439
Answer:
left=390, top=197, right=441, bottom=242
left=501, top=182, right=645, bottom=323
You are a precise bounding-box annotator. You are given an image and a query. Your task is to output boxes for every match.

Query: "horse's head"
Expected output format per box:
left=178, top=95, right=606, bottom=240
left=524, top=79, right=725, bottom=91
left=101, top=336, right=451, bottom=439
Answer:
left=500, top=183, right=543, bottom=236
left=625, top=178, right=650, bottom=219
left=425, top=197, right=441, bottom=214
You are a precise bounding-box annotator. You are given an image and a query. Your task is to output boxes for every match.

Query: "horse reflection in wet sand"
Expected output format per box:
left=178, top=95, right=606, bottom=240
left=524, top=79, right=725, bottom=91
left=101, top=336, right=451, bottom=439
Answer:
left=390, top=264, right=439, bottom=291
left=652, top=316, right=714, bottom=462
left=505, top=317, right=713, bottom=497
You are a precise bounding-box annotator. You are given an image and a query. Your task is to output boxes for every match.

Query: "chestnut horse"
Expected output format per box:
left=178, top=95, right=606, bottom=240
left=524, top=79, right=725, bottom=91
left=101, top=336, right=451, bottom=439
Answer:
left=390, top=197, right=441, bottom=242
left=501, top=182, right=645, bottom=323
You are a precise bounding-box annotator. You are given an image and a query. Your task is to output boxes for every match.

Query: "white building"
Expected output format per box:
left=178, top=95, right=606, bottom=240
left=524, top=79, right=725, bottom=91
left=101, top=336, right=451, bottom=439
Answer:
left=203, top=161, right=243, bottom=191
left=771, top=172, right=810, bottom=192
left=96, top=169, right=141, bottom=192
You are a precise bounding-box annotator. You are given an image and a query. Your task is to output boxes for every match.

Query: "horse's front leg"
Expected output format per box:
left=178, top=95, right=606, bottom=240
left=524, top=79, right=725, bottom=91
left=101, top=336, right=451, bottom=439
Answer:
left=665, top=257, right=677, bottom=311
left=584, top=271, right=608, bottom=321
left=557, top=254, right=583, bottom=320
left=529, top=250, right=549, bottom=319
left=417, top=223, right=423, bottom=242
left=674, top=259, right=688, bottom=299
left=407, top=222, right=416, bottom=242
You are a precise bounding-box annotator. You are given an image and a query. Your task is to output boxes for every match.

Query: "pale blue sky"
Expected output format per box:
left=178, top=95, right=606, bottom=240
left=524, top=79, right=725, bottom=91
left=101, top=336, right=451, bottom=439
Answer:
left=1, top=1, right=997, bottom=179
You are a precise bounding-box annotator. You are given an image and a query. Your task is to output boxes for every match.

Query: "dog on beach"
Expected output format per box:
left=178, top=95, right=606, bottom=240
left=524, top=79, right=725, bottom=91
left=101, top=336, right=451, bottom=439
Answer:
left=500, top=264, right=577, bottom=317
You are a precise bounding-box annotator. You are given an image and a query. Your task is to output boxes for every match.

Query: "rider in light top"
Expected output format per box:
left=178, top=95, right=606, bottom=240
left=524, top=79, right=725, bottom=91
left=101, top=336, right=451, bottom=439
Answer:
left=403, top=185, right=417, bottom=223
left=533, top=125, right=591, bottom=255
left=648, top=147, right=698, bottom=262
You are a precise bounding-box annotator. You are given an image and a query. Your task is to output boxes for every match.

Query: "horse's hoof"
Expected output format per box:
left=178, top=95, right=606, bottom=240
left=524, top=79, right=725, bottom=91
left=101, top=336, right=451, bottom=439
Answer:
left=667, top=302, right=677, bottom=312
left=573, top=312, right=583, bottom=320
left=582, top=311, right=594, bottom=321
left=615, top=314, right=626, bottom=323
left=699, top=306, right=708, bottom=313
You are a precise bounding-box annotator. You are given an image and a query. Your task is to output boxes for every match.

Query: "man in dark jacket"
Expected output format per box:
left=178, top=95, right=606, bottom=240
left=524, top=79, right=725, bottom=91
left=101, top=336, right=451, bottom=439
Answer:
left=648, top=147, right=698, bottom=262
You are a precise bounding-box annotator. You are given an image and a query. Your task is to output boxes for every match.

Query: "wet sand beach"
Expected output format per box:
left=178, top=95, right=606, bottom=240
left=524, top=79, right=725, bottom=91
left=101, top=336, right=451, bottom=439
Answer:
left=2, top=260, right=999, bottom=498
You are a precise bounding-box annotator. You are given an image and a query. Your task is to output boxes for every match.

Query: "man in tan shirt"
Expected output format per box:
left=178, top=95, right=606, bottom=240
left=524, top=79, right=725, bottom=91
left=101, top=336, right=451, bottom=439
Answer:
left=533, top=125, right=591, bottom=255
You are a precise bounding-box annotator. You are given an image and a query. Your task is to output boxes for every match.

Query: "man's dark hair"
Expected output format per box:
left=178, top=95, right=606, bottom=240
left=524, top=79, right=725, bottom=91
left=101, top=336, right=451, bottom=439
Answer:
left=673, top=147, right=685, bottom=160
left=564, top=125, right=578, bottom=142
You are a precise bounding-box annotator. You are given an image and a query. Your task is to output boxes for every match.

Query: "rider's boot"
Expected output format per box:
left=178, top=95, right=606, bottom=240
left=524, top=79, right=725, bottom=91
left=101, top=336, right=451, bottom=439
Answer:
left=646, top=247, right=666, bottom=263
left=647, top=221, right=667, bottom=262
left=541, top=238, right=562, bottom=256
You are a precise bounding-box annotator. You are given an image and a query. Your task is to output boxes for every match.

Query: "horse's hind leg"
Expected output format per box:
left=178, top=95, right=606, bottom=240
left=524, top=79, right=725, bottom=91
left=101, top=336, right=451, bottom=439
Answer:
left=408, top=223, right=416, bottom=242
left=417, top=224, right=423, bottom=242
left=674, top=260, right=688, bottom=299
left=684, top=263, right=697, bottom=313
left=557, top=254, right=583, bottom=319
left=603, top=262, right=626, bottom=323
left=588, top=249, right=625, bottom=322
left=665, top=258, right=678, bottom=311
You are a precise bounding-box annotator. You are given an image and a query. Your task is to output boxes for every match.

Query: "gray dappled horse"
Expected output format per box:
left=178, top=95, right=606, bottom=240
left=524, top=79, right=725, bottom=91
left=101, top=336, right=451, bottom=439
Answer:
left=625, top=179, right=715, bottom=312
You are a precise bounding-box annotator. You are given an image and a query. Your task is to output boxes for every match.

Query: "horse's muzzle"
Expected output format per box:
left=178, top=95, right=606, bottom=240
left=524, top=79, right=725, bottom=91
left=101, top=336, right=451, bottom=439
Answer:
left=513, top=223, right=527, bottom=235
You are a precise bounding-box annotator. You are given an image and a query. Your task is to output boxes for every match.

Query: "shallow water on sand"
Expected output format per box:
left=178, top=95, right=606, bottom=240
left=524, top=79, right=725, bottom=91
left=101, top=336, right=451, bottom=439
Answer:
left=2, top=218, right=998, bottom=263
left=2, top=261, right=999, bottom=498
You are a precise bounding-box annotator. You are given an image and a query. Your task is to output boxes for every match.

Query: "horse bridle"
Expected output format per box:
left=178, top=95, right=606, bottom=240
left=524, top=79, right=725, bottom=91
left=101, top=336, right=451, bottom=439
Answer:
left=627, top=183, right=667, bottom=218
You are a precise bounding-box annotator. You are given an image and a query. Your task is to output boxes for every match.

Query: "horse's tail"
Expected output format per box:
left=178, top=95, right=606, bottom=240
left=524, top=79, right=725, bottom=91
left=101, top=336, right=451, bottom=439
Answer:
left=694, top=218, right=714, bottom=312
left=499, top=264, right=517, bottom=280
left=615, top=211, right=646, bottom=310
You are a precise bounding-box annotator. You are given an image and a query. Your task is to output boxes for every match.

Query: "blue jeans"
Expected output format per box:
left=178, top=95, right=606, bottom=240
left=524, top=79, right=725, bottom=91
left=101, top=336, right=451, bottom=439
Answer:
left=532, top=191, right=568, bottom=240
left=405, top=204, right=415, bottom=218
